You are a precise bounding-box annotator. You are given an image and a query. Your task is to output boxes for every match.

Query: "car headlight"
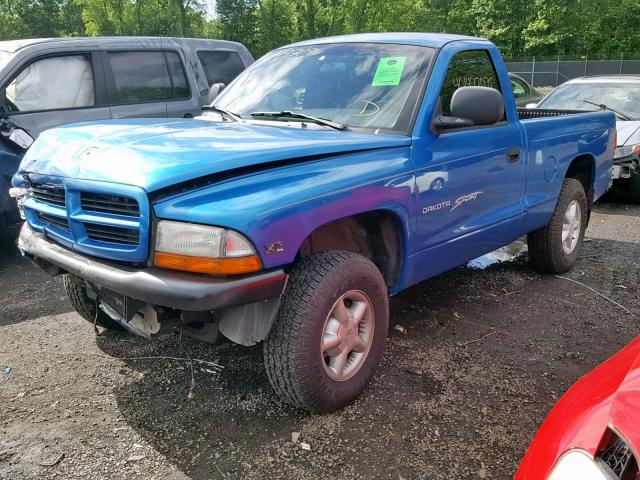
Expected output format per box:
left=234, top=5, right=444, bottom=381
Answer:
left=547, top=450, right=610, bottom=480
left=154, top=220, right=261, bottom=275
left=614, top=144, right=640, bottom=159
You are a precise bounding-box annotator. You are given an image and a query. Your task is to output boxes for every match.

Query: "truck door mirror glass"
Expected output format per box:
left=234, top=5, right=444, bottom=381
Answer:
left=450, top=86, right=504, bottom=126
left=207, top=83, right=226, bottom=103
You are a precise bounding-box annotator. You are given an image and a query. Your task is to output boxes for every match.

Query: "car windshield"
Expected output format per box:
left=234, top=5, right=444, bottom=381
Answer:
left=539, top=82, right=640, bottom=119
left=215, top=43, right=435, bottom=133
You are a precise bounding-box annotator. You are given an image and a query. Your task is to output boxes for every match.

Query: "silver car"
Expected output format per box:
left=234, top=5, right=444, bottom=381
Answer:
left=534, top=75, right=640, bottom=202
left=0, top=36, right=254, bottom=228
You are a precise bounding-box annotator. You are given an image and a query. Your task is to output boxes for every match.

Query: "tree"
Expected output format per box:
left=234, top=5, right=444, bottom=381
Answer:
left=217, top=0, right=258, bottom=49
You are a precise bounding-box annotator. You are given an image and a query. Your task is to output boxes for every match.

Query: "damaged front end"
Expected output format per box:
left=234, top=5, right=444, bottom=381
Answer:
left=18, top=223, right=287, bottom=345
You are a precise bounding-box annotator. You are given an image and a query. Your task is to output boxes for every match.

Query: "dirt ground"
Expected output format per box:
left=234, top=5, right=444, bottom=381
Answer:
left=1, top=198, right=639, bottom=480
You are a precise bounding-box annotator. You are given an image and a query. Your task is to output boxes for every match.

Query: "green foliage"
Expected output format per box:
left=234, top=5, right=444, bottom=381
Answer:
left=1, top=0, right=640, bottom=60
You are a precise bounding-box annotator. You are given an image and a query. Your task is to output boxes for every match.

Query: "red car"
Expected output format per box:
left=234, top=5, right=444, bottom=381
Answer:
left=516, top=336, right=640, bottom=480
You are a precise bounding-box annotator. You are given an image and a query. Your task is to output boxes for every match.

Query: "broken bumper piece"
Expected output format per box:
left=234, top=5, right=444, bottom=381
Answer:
left=17, top=223, right=287, bottom=312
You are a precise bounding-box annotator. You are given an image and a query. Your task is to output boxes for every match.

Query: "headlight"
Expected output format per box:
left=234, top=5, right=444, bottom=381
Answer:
left=9, top=187, right=28, bottom=199
left=547, top=450, right=610, bottom=480
left=154, top=220, right=261, bottom=275
left=614, top=144, right=640, bottom=159
left=9, top=187, right=28, bottom=220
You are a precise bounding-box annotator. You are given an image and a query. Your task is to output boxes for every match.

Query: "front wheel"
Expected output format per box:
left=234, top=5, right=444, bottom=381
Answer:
left=263, top=251, right=389, bottom=413
left=528, top=178, right=588, bottom=273
left=63, top=274, right=125, bottom=331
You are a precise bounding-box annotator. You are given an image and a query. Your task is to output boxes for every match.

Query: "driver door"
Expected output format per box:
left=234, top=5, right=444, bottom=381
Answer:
left=410, top=48, right=526, bottom=281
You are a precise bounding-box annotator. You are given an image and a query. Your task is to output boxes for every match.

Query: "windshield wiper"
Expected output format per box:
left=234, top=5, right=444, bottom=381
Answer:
left=582, top=100, right=633, bottom=121
left=201, top=105, right=242, bottom=122
left=250, top=111, right=349, bottom=131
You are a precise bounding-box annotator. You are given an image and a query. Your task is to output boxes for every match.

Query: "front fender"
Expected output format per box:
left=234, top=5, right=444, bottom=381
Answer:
left=153, top=147, right=415, bottom=274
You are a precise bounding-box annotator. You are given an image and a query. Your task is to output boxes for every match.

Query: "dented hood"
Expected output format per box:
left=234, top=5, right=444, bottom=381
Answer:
left=17, top=118, right=410, bottom=192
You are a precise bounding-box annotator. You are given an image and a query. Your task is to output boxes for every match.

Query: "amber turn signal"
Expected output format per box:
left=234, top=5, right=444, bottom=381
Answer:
left=154, top=252, right=262, bottom=275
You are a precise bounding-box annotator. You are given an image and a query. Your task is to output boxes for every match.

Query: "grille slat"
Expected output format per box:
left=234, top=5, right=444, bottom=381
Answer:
left=27, top=184, right=143, bottom=251
left=84, top=223, right=139, bottom=245
left=81, top=192, right=139, bottom=217
left=30, top=185, right=66, bottom=207
left=37, top=212, right=70, bottom=232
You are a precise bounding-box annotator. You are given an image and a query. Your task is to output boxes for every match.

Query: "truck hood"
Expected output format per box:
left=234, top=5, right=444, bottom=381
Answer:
left=616, top=120, right=640, bottom=146
left=17, top=118, right=410, bottom=192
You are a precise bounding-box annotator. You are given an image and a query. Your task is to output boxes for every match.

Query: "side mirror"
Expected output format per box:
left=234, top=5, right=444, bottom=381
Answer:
left=0, top=123, right=34, bottom=149
left=207, top=82, right=226, bottom=103
left=450, top=86, right=504, bottom=126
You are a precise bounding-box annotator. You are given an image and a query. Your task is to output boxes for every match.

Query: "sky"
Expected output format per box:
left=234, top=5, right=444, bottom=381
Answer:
left=205, top=0, right=217, bottom=19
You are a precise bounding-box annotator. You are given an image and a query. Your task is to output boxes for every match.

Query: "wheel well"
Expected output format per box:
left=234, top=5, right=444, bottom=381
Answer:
left=297, top=211, right=403, bottom=288
left=565, top=154, right=595, bottom=208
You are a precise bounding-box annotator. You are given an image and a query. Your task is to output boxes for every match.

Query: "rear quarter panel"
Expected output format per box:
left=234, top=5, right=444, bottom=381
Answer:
left=521, top=112, right=615, bottom=232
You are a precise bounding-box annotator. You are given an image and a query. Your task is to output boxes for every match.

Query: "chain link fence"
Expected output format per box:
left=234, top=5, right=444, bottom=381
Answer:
left=505, top=56, right=640, bottom=88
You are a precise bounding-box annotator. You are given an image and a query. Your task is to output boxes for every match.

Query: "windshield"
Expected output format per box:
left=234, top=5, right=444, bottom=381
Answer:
left=215, top=43, right=435, bottom=133
left=539, top=82, right=640, bottom=119
left=0, top=50, right=13, bottom=71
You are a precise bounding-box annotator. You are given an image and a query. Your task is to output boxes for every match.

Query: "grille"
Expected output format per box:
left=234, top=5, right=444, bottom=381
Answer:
left=80, top=192, right=140, bottom=217
left=600, top=435, right=638, bottom=479
left=37, top=212, right=70, bottom=231
left=30, top=185, right=66, bottom=207
left=84, top=223, right=139, bottom=245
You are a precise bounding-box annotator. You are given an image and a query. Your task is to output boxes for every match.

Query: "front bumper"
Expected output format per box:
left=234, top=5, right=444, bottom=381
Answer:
left=18, top=223, right=287, bottom=311
left=612, top=155, right=639, bottom=179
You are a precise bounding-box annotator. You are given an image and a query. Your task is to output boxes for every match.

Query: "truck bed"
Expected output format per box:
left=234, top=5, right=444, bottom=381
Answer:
left=517, top=108, right=592, bottom=120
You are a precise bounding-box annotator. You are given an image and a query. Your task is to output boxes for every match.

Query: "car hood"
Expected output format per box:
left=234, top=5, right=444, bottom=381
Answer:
left=16, top=118, right=410, bottom=192
left=616, top=120, right=640, bottom=146
left=515, top=335, right=640, bottom=479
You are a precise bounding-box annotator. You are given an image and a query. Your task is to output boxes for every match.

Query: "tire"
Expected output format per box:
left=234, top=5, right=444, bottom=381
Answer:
left=528, top=178, right=588, bottom=273
left=628, top=170, right=640, bottom=204
left=263, top=251, right=389, bottom=413
left=63, top=274, right=125, bottom=331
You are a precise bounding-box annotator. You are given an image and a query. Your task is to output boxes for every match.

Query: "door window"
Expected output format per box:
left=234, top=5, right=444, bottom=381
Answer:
left=4, top=54, right=95, bottom=113
left=197, top=50, right=245, bottom=86
left=164, top=52, right=190, bottom=100
left=510, top=78, right=527, bottom=98
left=439, top=50, right=502, bottom=116
left=108, top=51, right=172, bottom=104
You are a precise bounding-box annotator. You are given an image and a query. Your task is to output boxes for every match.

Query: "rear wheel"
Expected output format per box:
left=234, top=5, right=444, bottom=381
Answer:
left=63, top=274, right=125, bottom=331
left=263, top=251, right=389, bottom=413
left=528, top=178, right=588, bottom=273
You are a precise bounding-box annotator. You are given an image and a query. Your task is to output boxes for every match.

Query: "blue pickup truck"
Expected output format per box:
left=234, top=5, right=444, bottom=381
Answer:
left=12, top=33, right=615, bottom=412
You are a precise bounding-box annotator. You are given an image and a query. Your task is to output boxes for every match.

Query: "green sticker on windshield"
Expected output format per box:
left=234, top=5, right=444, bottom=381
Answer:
left=372, top=56, right=406, bottom=86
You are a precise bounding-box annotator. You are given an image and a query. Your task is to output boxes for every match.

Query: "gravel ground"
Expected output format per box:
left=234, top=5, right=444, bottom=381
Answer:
left=1, top=199, right=639, bottom=480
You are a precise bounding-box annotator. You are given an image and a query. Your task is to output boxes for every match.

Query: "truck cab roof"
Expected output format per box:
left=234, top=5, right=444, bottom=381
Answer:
left=287, top=32, right=491, bottom=49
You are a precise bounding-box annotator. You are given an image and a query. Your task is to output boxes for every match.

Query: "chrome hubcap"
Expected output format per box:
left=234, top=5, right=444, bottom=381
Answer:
left=321, top=290, right=374, bottom=382
left=562, top=200, right=582, bottom=254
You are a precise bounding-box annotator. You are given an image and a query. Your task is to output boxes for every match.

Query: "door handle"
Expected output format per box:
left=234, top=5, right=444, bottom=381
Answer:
left=507, top=147, right=521, bottom=162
